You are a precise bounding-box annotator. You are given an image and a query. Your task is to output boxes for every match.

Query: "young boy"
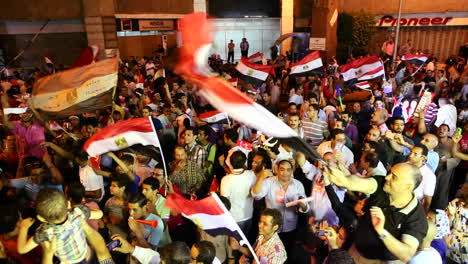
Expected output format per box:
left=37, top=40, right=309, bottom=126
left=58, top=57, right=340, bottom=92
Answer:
left=104, top=175, right=130, bottom=238
left=17, top=188, right=103, bottom=263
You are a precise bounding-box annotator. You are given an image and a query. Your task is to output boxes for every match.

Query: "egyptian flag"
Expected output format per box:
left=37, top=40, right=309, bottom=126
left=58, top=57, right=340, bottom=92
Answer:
left=174, top=12, right=325, bottom=164
left=339, top=56, right=384, bottom=86
left=401, top=54, right=429, bottom=66
left=72, top=45, right=100, bottom=68
left=199, top=110, right=228, bottom=123
left=355, top=81, right=371, bottom=91
left=83, top=117, right=160, bottom=157
left=165, top=192, right=259, bottom=262
left=236, top=57, right=273, bottom=86
left=289, top=51, right=323, bottom=77
left=248, top=52, right=263, bottom=63
left=31, top=58, right=118, bottom=119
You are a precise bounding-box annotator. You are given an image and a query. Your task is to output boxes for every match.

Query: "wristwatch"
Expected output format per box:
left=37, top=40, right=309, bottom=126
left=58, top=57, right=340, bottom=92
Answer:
left=379, top=230, right=389, bottom=240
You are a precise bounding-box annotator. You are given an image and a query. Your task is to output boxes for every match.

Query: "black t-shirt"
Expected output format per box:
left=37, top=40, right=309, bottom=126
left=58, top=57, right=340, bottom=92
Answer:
left=354, top=176, right=428, bottom=260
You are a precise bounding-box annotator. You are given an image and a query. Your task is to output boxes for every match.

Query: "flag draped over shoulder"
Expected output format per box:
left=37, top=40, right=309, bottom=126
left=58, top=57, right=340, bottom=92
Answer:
left=401, top=54, right=429, bottom=66
left=83, top=117, right=160, bottom=157
left=175, top=12, right=324, bottom=164
left=31, top=58, right=118, bottom=119
left=289, top=51, right=323, bottom=77
left=339, top=56, right=385, bottom=86
left=236, top=57, right=273, bottom=86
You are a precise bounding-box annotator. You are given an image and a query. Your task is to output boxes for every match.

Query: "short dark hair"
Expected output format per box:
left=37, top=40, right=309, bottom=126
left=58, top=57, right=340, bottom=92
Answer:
left=142, top=177, right=160, bottom=190
left=181, top=127, right=197, bottom=137
left=36, top=188, right=68, bottom=223
left=159, top=241, right=191, bottom=264
left=224, top=128, right=238, bottom=143
left=362, top=151, right=379, bottom=168
left=253, top=150, right=272, bottom=170
left=128, top=192, right=147, bottom=208
left=261, top=208, right=283, bottom=230
left=143, top=105, right=153, bottom=112
left=439, top=124, right=450, bottom=131
left=414, top=143, right=429, bottom=156
left=111, top=174, right=130, bottom=190
left=230, top=150, right=247, bottom=169
left=66, top=182, right=85, bottom=204
left=76, top=151, right=89, bottom=162
left=120, top=154, right=135, bottom=165
left=193, top=241, right=216, bottom=264
left=288, top=102, right=297, bottom=108
left=198, top=125, right=212, bottom=137
left=330, top=128, right=345, bottom=140
left=392, top=117, right=405, bottom=124
left=336, top=118, right=347, bottom=128
left=0, top=204, right=19, bottom=234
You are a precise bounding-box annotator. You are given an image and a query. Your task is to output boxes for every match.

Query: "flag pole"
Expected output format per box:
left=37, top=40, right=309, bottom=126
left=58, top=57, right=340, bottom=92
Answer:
left=411, top=62, right=426, bottom=77
left=146, top=117, right=170, bottom=190
left=211, top=193, right=261, bottom=264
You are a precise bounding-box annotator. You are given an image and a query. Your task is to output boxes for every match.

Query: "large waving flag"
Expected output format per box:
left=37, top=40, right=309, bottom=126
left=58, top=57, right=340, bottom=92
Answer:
left=175, top=12, right=324, bottom=164
left=236, top=57, right=273, bottom=86
left=289, top=51, right=323, bottom=77
left=401, top=54, right=429, bottom=66
left=83, top=117, right=160, bottom=157
left=339, top=56, right=384, bottom=85
left=165, top=192, right=260, bottom=263
left=31, top=58, right=118, bottom=119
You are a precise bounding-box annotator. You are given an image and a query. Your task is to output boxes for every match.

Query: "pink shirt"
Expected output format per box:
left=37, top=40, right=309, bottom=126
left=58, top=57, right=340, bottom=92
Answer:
left=12, top=121, right=46, bottom=159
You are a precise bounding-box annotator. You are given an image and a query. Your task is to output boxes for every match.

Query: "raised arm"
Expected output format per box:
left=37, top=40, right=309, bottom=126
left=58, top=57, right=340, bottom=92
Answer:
left=324, top=165, right=378, bottom=196
left=107, top=152, right=135, bottom=180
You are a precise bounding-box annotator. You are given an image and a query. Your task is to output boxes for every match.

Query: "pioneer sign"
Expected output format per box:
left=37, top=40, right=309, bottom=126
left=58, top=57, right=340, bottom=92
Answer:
left=376, top=12, right=468, bottom=27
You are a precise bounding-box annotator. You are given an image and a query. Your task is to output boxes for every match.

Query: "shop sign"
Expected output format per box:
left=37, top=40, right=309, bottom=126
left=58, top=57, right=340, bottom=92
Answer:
left=138, top=20, right=174, bottom=31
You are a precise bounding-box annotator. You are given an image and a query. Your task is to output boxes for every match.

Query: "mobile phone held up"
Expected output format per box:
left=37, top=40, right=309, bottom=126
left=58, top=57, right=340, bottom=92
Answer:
left=107, top=240, right=121, bottom=250
left=315, top=230, right=329, bottom=237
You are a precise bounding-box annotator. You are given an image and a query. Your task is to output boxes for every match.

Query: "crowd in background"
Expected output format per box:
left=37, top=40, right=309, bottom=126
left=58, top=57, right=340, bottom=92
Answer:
left=0, top=37, right=467, bottom=264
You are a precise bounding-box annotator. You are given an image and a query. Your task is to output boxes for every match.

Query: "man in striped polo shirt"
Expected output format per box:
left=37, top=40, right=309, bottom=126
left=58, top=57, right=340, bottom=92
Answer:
left=302, top=104, right=329, bottom=148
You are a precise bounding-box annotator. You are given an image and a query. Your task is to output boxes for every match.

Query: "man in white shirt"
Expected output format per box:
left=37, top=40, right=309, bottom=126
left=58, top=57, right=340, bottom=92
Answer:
left=288, top=87, right=304, bottom=105
left=77, top=152, right=104, bottom=202
left=220, top=151, right=257, bottom=234
left=317, top=129, right=354, bottom=169
left=408, top=144, right=436, bottom=213
left=435, top=98, right=457, bottom=136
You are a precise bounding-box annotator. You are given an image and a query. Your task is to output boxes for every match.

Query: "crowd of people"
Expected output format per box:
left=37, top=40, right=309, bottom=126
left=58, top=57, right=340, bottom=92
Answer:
left=0, top=39, right=467, bottom=264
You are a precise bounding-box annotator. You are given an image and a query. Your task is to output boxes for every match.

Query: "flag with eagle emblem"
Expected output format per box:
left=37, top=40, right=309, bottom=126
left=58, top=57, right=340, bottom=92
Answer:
left=83, top=117, right=160, bottom=157
left=235, top=57, right=273, bottom=86
left=289, top=51, right=323, bottom=77
left=339, top=56, right=385, bottom=87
